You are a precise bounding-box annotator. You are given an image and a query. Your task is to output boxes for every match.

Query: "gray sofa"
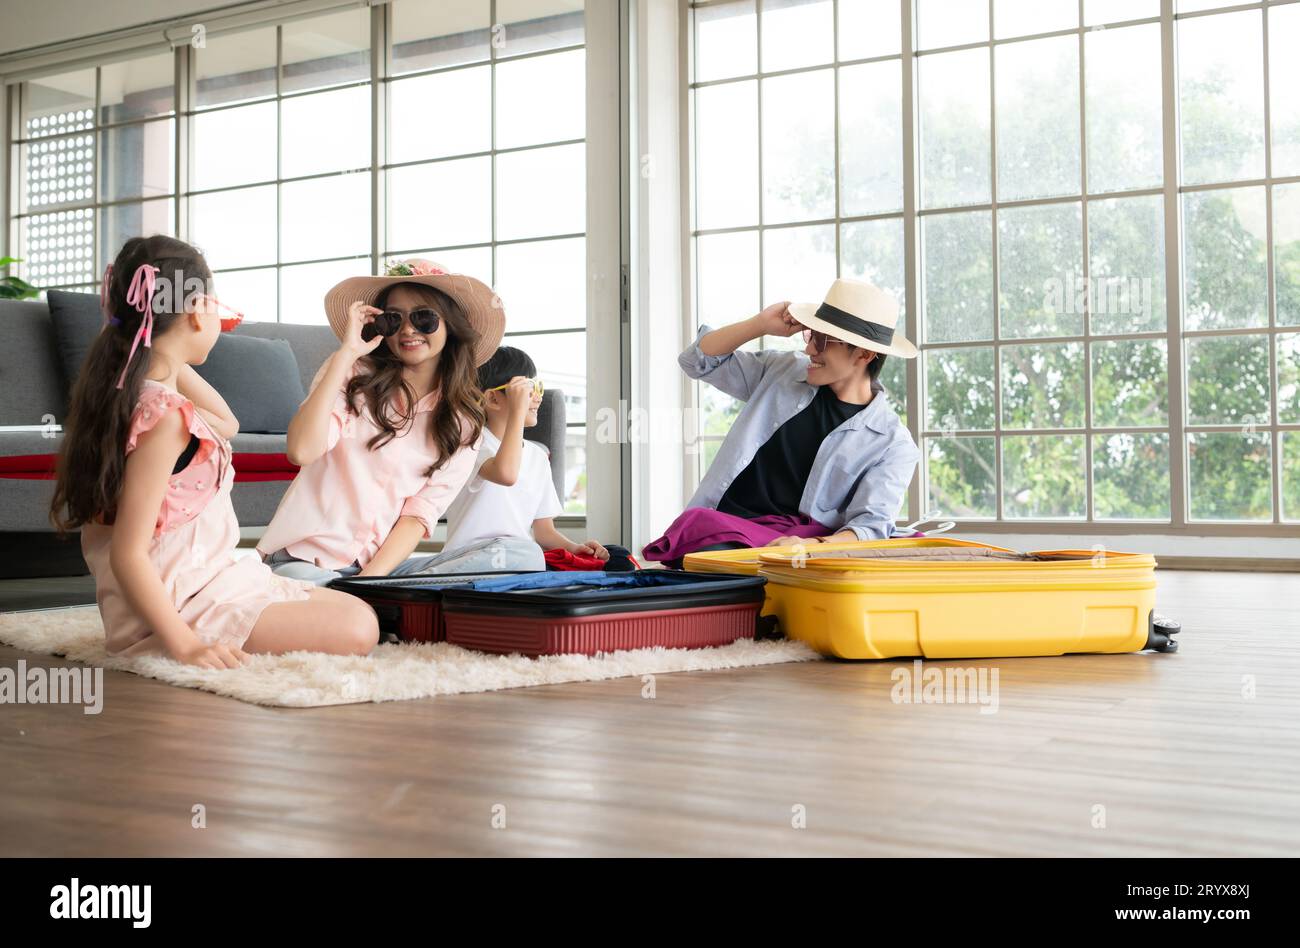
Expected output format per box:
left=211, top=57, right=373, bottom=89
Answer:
left=0, top=297, right=565, bottom=577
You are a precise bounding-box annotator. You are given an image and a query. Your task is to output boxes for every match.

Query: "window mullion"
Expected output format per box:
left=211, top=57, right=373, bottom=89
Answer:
left=1160, top=0, right=1188, bottom=528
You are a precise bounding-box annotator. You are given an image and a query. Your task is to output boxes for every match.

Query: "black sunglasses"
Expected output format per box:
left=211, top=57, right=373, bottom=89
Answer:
left=361, top=307, right=443, bottom=341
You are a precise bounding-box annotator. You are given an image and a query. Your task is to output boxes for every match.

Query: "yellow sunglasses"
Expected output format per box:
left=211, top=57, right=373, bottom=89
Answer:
left=484, top=377, right=545, bottom=397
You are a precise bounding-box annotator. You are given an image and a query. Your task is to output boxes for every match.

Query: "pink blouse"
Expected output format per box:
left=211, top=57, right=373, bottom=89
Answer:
left=257, top=362, right=481, bottom=570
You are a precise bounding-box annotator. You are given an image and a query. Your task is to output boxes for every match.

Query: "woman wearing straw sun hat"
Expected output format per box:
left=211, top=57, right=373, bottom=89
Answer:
left=257, top=259, right=506, bottom=585
left=643, top=278, right=921, bottom=568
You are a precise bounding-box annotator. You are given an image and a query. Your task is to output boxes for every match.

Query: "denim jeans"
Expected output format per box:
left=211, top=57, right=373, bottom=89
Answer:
left=263, top=536, right=545, bottom=585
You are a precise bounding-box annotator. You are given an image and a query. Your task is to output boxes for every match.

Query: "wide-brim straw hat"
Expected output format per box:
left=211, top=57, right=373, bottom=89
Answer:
left=323, top=259, right=505, bottom=366
left=787, top=278, right=917, bottom=358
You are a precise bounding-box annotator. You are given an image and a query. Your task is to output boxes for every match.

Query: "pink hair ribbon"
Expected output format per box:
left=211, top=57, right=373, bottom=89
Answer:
left=114, top=263, right=161, bottom=390
left=99, top=264, right=119, bottom=326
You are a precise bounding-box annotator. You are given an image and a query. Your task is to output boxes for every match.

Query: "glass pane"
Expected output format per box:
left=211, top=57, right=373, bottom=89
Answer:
left=1092, top=339, right=1168, bottom=428
left=916, top=0, right=989, bottom=50
left=1093, top=433, right=1170, bottom=520
left=97, top=199, right=175, bottom=271
left=840, top=217, right=905, bottom=314
left=838, top=0, right=901, bottom=61
left=496, top=0, right=584, bottom=57
left=190, top=185, right=276, bottom=270
left=925, top=347, right=995, bottom=430
left=391, top=0, right=490, bottom=74
left=213, top=267, right=278, bottom=323
left=22, top=133, right=93, bottom=212
left=1087, top=194, right=1166, bottom=334
left=282, top=8, right=370, bottom=94
left=99, top=120, right=175, bottom=202
left=918, top=48, right=990, bottom=208
left=695, top=81, right=758, bottom=229
left=839, top=61, right=903, bottom=216
left=505, top=330, right=587, bottom=420
left=1002, top=435, right=1086, bottom=518
left=194, top=27, right=276, bottom=108
left=283, top=87, right=369, bottom=178
left=926, top=436, right=996, bottom=518
left=24, top=70, right=94, bottom=136
left=494, top=237, right=585, bottom=334
left=1086, top=23, right=1163, bottom=194
left=100, top=53, right=175, bottom=123
left=280, top=258, right=367, bottom=325
left=697, top=231, right=760, bottom=326
left=1277, top=333, right=1299, bottom=423
left=1271, top=5, right=1300, bottom=178
left=390, top=67, right=490, bottom=162
left=696, top=1, right=756, bottom=82
left=1085, top=0, right=1158, bottom=26
left=1187, top=431, right=1272, bottom=522
left=388, top=158, right=491, bottom=250
left=1185, top=334, right=1270, bottom=426
left=495, top=142, right=585, bottom=240
left=878, top=353, right=907, bottom=423
left=1178, top=10, right=1265, bottom=186
left=995, top=35, right=1079, bottom=202
left=1283, top=431, right=1300, bottom=522
left=561, top=425, right=587, bottom=515
left=281, top=173, right=370, bottom=263
left=495, top=49, right=584, bottom=149
left=192, top=101, right=277, bottom=190
left=762, top=224, right=836, bottom=310
left=1001, top=342, right=1086, bottom=429
left=1183, top=187, right=1268, bottom=331
left=762, top=69, right=834, bottom=225
left=993, top=0, right=1076, bottom=40
left=760, top=0, right=833, bottom=72
left=921, top=210, right=993, bottom=343
left=998, top=201, right=1084, bottom=338
left=21, top=209, right=94, bottom=288
left=1277, top=182, right=1300, bottom=327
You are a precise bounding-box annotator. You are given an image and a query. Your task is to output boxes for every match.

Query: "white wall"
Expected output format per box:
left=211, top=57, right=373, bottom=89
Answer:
left=0, top=0, right=224, bottom=56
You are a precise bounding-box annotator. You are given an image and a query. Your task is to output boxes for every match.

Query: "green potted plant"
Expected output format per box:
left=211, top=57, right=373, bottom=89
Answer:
left=1, top=257, right=39, bottom=300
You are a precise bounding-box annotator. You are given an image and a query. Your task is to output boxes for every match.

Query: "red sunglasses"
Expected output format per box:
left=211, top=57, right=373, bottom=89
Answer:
left=196, top=294, right=244, bottom=332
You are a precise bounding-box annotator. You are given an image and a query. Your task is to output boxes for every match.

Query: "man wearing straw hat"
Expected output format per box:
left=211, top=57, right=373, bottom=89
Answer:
left=643, top=278, right=921, bottom=568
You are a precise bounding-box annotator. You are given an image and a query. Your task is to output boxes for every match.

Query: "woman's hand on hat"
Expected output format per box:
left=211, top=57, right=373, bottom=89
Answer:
left=754, top=300, right=800, bottom=338
left=342, top=300, right=385, bottom=356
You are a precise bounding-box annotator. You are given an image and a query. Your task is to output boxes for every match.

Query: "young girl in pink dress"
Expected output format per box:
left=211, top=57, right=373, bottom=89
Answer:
left=50, top=236, right=378, bottom=669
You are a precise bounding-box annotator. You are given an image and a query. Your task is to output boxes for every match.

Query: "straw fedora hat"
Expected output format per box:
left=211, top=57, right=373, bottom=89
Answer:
left=323, top=259, right=505, bottom=366
left=787, top=278, right=917, bottom=358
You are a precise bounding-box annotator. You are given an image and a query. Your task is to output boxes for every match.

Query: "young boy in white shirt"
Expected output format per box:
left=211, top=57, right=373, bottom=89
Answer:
left=417, top=347, right=609, bottom=573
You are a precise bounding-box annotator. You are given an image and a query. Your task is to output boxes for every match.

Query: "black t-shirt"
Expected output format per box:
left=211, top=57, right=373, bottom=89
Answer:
left=717, top=385, right=868, bottom=519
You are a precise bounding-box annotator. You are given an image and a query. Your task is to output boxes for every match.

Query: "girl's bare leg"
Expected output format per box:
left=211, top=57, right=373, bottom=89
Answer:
left=244, top=587, right=379, bottom=656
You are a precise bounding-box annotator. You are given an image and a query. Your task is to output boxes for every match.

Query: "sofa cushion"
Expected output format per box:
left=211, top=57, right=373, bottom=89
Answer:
left=194, top=334, right=306, bottom=433
left=45, top=290, right=103, bottom=402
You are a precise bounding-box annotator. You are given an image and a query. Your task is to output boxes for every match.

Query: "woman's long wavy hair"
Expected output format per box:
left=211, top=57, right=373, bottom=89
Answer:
left=50, top=235, right=214, bottom=533
left=344, top=283, right=485, bottom=475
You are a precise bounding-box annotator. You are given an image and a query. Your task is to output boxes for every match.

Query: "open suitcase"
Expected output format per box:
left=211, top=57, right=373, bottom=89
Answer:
left=438, top=570, right=767, bottom=657
left=754, top=541, right=1177, bottom=659
left=329, top=572, right=531, bottom=643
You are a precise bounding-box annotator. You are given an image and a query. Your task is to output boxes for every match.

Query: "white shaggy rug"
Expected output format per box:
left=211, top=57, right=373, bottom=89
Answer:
left=0, top=606, right=819, bottom=708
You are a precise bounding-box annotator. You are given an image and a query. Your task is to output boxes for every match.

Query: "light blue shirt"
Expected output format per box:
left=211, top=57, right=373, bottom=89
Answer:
left=681, top=325, right=920, bottom=540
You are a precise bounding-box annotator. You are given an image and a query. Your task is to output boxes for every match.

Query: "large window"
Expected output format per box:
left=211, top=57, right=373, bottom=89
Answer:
left=8, top=0, right=590, bottom=515
left=688, top=0, right=1300, bottom=531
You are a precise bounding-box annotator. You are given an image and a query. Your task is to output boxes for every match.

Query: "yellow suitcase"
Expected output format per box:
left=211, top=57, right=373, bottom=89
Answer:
left=753, top=541, right=1174, bottom=659
left=683, top=537, right=1018, bottom=619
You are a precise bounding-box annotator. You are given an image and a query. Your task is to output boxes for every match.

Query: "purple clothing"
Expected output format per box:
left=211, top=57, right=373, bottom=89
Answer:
left=642, top=508, right=831, bottom=569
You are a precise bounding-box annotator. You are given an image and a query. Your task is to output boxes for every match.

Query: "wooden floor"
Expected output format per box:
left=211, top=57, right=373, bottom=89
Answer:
left=1, top=569, right=1297, bottom=857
